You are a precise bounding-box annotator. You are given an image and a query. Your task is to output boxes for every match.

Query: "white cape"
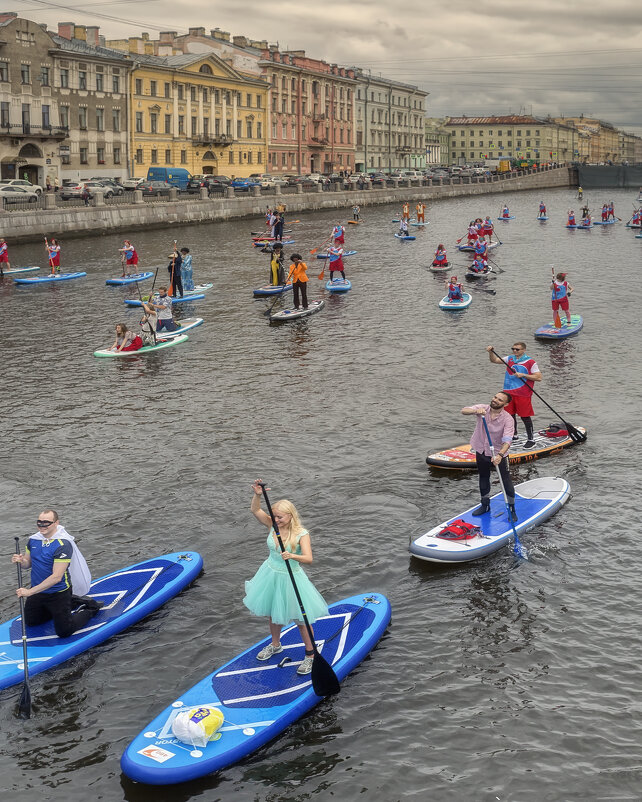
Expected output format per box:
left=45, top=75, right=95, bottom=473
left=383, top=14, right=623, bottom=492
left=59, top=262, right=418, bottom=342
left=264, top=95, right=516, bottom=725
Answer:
left=30, top=525, right=92, bottom=596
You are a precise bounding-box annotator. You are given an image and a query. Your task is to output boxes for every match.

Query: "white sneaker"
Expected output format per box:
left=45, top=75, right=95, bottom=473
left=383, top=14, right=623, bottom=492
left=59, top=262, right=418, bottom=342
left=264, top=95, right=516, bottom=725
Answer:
left=257, top=643, right=283, bottom=661
left=297, top=655, right=314, bottom=675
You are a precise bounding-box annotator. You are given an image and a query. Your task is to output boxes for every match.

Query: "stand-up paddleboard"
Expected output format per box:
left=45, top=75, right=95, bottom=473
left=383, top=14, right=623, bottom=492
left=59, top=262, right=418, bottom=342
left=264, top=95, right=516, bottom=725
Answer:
left=125, top=295, right=205, bottom=307
left=576, top=223, right=592, bottom=230
left=14, top=272, right=86, bottom=284
left=593, top=219, right=616, bottom=225
left=408, top=477, right=570, bottom=563
left=625, top=222, right=641, bottom=228
left=0, top=551, right=202, bottom=691
left=1, top=265, right=40, bottom=275
left=430, top=262, right=449, bottom=270
left=566, top=224, right=578, bottom=229
left=161, top=318, right=203, bottom=337
left=251, top=232, right=292, bottom=239
left=121, top=592, right=391, bottom=785
left=392, top=218, right=400, bottom=222
left=411, top=222, right=428, bottom=226
left=253, top=240, right=295, bottom=247
left=106, top=272, right=154, bottom=286
left=325, top=278, right=351, bottom=293
left=426, top=426, right=587, bottom=469
left=394, top=234, right=416, bottom=240
left=498, top=215, right=515, bottom=221
left=253, top=284, right=293, bottom=297
left=93, top=334, right=189, bottom=357
left=537, top=215, right=549, bottom=221
left=185, top=284, right=213, bottom=294
left=535, top=314, right=583, bottom=339
left=347, top=220, right=360, bottom=225
left=439, top=293, right=472, bottom=310
left=458, top=241, right=500, bottom=252
left=316, top=251, right=356, bottom=259
left=270, top=299, right=325, bottom=321
left=465, top=268, right=494, bottom=279
left=636, top=233, right=642, bottom=239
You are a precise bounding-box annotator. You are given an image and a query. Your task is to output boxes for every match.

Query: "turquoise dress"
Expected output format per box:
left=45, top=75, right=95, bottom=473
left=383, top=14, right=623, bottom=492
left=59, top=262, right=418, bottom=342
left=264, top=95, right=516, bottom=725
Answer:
left=243, top=529, right=329, bottom=626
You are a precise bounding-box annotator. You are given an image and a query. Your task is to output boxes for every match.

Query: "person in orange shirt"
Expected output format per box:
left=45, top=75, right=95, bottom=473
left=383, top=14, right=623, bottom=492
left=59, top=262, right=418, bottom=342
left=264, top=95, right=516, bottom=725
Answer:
left=286, top=253, right=309, bottom=310
left=416, top=202, right=426, bottom=223
left=402, top=202, right=410, bottom=221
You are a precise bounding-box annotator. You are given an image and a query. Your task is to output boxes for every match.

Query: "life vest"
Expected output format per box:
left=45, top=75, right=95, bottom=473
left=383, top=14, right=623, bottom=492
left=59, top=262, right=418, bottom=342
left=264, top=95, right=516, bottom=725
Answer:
left=436, top=519, right=481, bottom=541
left=482, top=219, right=493, bottom=232
left=568, top=216, right=575, bottom=225
left=448, top=283, right=463, bottom=299
left=505, top=355, right=537, bottom=393
left=552, top=281, right=568, bottom=300
left=471, top=258, right=485, bottom=272
left=539, top=204, right=546, bottom=212
left=502, top=208, right=509, bottom=217
left=474, top=241, right=487, bottom=255
left=539, top=423, right=568, bottom=439
left=434, top=250, right=447, bottom=263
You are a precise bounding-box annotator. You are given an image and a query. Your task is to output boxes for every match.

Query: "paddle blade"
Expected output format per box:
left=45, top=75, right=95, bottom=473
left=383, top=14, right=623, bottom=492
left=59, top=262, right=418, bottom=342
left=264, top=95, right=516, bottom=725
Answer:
left=17, top=682, right=31, bottom=719
left=566, top=423, right=587, bottom=443
left=317, top=269, right=325, bottom=280
left=309, top=248, right=318, bottom=255
left=512, top=532, right=528, bottom=560
left=311, top=651, right=340, bottom=697
left=553, top=308, right=562, bottom=329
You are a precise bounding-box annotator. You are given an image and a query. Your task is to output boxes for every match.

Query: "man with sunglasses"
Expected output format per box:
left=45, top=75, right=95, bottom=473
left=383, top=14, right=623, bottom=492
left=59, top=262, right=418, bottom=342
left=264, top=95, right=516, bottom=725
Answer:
left=487, top=342, right=542, bottom=449
left=12, top=511, right=100, bottom=638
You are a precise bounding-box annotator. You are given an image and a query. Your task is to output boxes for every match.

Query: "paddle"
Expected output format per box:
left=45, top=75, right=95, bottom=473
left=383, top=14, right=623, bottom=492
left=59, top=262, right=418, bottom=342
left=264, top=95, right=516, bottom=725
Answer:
left=490, top=348, right=587, bottom=443
left=551, top=267, right=562, bottom=329
left=136, top=282, right=157, bottom=345
left=14, top=537, right=32, bottom=718
left=309, top=235, right=332, bottom=256
left=168, top=239, right=177, bottom=297
left=480, top=416, right=527, bottom=560
left=486, top=257, right=505, bottom=274
left=263, top=294, right=283, bottom=317
left=258, top=484, right=340, bottom=697
left=317, top=254, right=329, bottom=281
left=44, top=236, right=54, bottom=275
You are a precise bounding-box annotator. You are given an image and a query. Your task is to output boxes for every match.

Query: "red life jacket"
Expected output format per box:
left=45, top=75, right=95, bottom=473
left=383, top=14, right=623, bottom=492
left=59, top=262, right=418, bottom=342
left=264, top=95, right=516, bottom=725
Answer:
left=436, top=519, right=481, bottom=541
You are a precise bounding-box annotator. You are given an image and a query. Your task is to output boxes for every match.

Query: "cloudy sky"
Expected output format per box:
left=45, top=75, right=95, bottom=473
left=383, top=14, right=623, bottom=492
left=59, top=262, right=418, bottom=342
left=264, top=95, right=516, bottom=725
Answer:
left=16, top=0, right=642, bottom=135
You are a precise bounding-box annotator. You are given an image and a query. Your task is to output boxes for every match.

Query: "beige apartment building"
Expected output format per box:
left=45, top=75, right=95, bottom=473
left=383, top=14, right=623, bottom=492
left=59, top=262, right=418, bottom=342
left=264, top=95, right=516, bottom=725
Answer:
left=555, top=116, right=620, bottom=164
left=443, top=115, right=578, bottom=164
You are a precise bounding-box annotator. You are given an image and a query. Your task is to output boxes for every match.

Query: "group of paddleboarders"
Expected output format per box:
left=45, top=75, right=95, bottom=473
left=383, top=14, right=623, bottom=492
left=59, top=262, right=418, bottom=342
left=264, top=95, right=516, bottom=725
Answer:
left=465, top=217, right=495, bottom=244
left=400, top=202, right=427, bottom=223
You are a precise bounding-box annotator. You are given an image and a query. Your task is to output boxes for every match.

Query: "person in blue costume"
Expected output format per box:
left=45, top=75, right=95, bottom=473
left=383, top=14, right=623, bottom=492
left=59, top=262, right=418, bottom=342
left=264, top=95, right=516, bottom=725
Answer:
left=179, top=247, right=194, bottom=292
left=445, top=275, right=464, bottom=301
left=12, top=510, right=102, bottom=638
left=245, top=480, right=329, bottom=676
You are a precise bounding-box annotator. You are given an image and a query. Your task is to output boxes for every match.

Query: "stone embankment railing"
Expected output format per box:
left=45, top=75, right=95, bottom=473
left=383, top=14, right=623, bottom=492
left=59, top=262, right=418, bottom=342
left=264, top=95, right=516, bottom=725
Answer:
left=0, top=165, right=573, bottom=244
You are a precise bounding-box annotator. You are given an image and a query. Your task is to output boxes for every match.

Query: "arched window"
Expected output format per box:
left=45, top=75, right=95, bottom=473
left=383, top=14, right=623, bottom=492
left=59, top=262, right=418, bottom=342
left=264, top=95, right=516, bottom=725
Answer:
left=199, top=64, right=213, bottom=75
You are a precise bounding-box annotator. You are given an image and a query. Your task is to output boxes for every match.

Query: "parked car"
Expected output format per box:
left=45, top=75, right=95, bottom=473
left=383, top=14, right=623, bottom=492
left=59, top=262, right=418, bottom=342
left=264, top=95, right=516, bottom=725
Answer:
left=0, top=184, right=39, bottom=205
left=122, top=177, right=145, bottom=190
left=230, top=178, right=261, bottom=191
left=60, top=181, right=114, bottom=200
left=347, top=174, right=370, bottom=185
left=0, top=178, right=44, bottom=195
left=186, top=176, right=211, bottom=194
left=257, top=177, right=275, bottom=188
left=138, top=181, right=174, bottom=197
left=369, top=172, right=388, bottom=186
left=90, top=177, right=125, bottom=195
left=271, top=176, right=289, bottom=186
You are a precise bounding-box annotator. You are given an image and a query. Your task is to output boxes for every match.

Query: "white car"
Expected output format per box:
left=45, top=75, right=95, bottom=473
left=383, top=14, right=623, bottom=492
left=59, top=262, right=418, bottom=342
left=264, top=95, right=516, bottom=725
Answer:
left=121, top=177, right=145, bottom=190
left=0, top=178, right=43, bottom=195
left=0, top=184, right=39, bottom=204
left=258, top=177, right=275, bottom=188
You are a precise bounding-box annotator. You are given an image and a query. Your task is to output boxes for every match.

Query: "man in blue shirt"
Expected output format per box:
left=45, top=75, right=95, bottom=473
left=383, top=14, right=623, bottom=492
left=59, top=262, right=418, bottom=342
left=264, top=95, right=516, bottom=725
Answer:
left=12, top=510, right=101, bottom=638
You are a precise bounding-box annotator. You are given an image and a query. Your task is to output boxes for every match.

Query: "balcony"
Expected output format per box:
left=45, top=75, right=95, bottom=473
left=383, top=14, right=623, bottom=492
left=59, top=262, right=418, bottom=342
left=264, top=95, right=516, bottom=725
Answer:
left=0, top=123, right=68, bottom=140
left=192, top=133, right=234, bottom=147
left=309, top=136, right=328, bottom=148
left=395, top=145, right=412, bottom=153
left=312, top=113, right=327, bottom=122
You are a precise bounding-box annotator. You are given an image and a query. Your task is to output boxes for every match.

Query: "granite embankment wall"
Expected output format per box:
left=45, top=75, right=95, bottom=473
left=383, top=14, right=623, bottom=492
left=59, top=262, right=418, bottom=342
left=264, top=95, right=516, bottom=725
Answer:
left=0, top=167, right=573, bottom=244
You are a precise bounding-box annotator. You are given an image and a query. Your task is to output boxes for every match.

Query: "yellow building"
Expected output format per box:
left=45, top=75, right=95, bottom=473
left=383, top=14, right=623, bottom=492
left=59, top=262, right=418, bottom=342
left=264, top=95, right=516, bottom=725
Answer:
left=123, top=52, right=269, bottom=178
left=555, top=117, right=619, bottom=164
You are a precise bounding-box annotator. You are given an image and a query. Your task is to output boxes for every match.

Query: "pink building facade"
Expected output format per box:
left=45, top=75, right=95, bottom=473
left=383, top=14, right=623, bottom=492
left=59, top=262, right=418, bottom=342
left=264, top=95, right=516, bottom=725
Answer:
left=259, top=49, right=356, bottom=175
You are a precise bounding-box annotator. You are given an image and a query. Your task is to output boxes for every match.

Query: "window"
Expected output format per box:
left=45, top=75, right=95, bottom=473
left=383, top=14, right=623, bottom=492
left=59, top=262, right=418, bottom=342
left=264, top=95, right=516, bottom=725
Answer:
left=203, top=118, right=209, bottom=137
left=59, top=105, right=69, bottom=128
left=191, top=116, right=197, bottom=135
left=272, top=122, right=277, bottom=138
left=79, top=71, right=87, bottom=90
left=135, top=78, right=142, bottom=95
left=40, top=67, right=50, bottom=86
left=0, top=62, right=8, bottom=82
left=96, top=108, right=104, bottom=131
left=190, top=86, right=196, bottom=102
left=203, top=88, right=208, bottom=102
left=95, top=73, right=103, bottom=92
left=177, top=85, right=184, bottom=100
left=0, top=101, right=9, bottom=127
left=226, top=118, right=231, bottom=135
left=215, top=119, right=220, bottom=135
left=257, top=121, right=262, bottom=139
left=79, top=107, right=88, bottom=129
left=150, top=80, right=157, bottom=97
left=237, top=119, right=242, bottom=138
left=517, top=130, right=521, bottom=136
left=151, top=148, right=158, bottom=164
left=164, top=114, right=171, bottom=134
left=272, top=96, right=278, bottom=112
left=180, top=149, right=187, bottom=164
left=112, top=109, right=120, bottom=132
left=282, top=99, right=287, bottom=113
left=282, top=76, right=287, bottom=90
left=97, top=146, right=105, bottom=164
left=80, top=147, right=88, bottom=164
left=112, top=75, right=120, bottom=93
left=281, top=152, right=287, bottom=166
left=165, top=148, right=171, bottom=163
left=258, top=151, right=263, bottom=163
left=150, top=113, right=157, bottom=134
left=113, top=147, right=121, bottom=164
left=256, top=94, right=262, bottom=108
left=164, top=82, right=170, bottom=98
left=246, top=120, right=253, bottom=138
left=135, top=148, right=143, bottom=164
left=302, top=100, right=306, bottom=115
left=135, top=111, right=143, bottom=132
left=21, top=64, right=30, bottom=84
left=178, top=115, right=184, bottom=134
left=229, top=150, right=234, bottom=164
left=281, top=123, right=287, bottom=138
left=42, top=104, right=50, bottom=128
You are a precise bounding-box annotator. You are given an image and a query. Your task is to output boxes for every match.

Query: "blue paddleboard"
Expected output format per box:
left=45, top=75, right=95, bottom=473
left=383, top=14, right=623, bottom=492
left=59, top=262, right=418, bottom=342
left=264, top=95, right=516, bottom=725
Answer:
left=498, top=215, right=515, bottom=220
left=106, top=272, right=154, bottom=286
left=316, top=251, right=357, bottom=259
left=592, top=220, right=616, bottom=225
left=325, top=278, right=352, bottom=293
left=409, top=477, right=570, bottom=563
left=124, top=294, right=205, bottom=306
left=534, top=314, right=583, bottom=339
left=394, top=234, right=416, bottom=240
left=253, top=284, right=293, bottom=297
left=253, top=240, right=295, bottom=247
left=121, top=592, right=391, bottom=785
left=1, top=266, right=40, bottom=275
left=458, top=241, right=500, bottom=252
left=0, top=551, right=203, bottom=691
left=537, top=215, right=549, bottom=221
left=576, top=223, right=592, bottom=229
left=14, top=272, right=86, bottom=284
left=439, top=293, right=472, bottom=310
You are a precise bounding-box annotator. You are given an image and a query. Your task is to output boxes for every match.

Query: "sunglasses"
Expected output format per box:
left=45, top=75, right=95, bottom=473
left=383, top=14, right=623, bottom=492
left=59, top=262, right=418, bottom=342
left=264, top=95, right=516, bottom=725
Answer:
left=511, top=347, right=523, bottom=351
left=36, top=520, right=55, bottom=527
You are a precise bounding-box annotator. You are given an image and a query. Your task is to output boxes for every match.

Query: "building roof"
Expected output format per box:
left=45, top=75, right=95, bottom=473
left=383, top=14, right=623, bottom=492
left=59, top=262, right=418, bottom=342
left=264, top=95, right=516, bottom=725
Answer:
left=445, top=115, right=543, bottom=125
left=351, top=68, right=427, bottom=96
left=50, top=33, right=130, bottom=62
left=127, top=50, right=268, bottom=85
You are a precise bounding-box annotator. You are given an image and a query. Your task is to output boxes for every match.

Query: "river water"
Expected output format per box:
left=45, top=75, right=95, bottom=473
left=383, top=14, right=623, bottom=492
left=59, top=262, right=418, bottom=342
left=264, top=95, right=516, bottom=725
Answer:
left=1, top=186, right=640, bottom=801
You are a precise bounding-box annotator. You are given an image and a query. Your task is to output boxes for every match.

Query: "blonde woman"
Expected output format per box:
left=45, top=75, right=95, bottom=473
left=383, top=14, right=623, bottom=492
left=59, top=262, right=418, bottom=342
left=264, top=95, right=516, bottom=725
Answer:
left=244, top=479, right=328, bottom=675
